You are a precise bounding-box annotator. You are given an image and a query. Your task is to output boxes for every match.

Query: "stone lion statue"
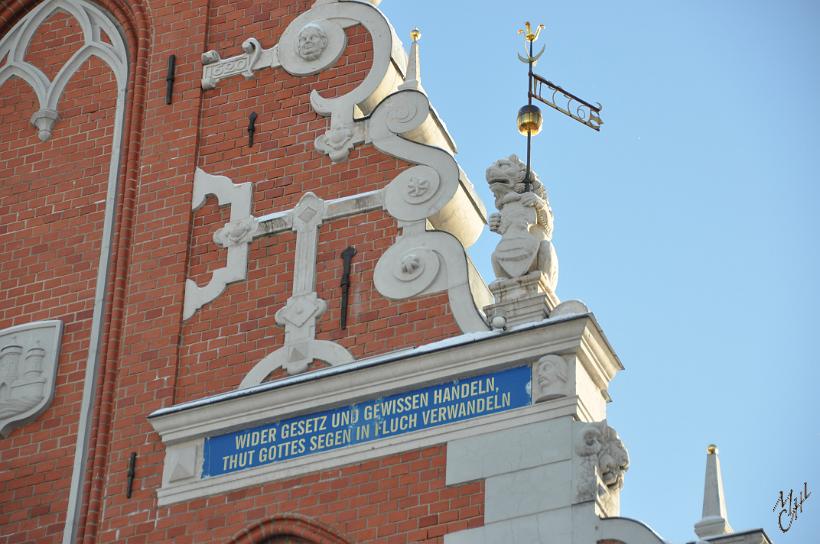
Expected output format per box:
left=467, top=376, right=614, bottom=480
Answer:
left=486, top=155, right=558, bottom=290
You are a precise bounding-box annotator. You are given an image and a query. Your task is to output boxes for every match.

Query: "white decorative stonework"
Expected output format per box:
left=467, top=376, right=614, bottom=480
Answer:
left=314, top=123, right=356, bottom=163
left=213, top=216, right=259, bottom=248
left=533, top=354, right=569, bottom=402
left=184, top=169, right=255, bottom=320
left=485, top=155, right=557, bottom=287
left=0, top=320, right=63, bottom=438
left=164, top=442, right=201, bottom=485
left=0, top=0, right=128, bottom=141
left=574, top=420, right=629, bottom=515
left=483, top=155, right=560, bottom=327
left=196, top=1, right=490, bottom=338
left=201, top=37, right=267, bottom=90
left=151, top=313, right=621, bottom=506
left=295, top=22, right=329, bottom=61
left=30, top=108, right=59, bottom=141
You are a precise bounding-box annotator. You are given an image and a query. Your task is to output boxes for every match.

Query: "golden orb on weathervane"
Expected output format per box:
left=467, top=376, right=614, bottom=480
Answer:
left=517, top=104, right=543, bottom=136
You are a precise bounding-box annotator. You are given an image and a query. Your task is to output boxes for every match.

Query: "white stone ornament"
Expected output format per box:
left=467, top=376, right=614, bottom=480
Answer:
left=483, top=155, right=562, bottom=326
left=201, top=37, right=270, bottom=90
left=0, top=320, right=63, bottom=438
left=384, top=165, right=445, bottom=221
left=184, top=169, right=255, bottom=320
left=574, top=420, right=629, bottom=513
left=532, top=354, right=568, bottom=402
left=486, top=155, right=557, bottom=287
left=30, top=108, right=59, bottom=141
left=295, top=23, right=329, bottom=61
left=213, top=216, right=259, bottom=248
left=279, top=18, right=346, bottom=76
left=314, top=123, right=356, bottom=163
left=0, top=0, right=128, bottom=141
left=190, top=1, right=492, bottom=379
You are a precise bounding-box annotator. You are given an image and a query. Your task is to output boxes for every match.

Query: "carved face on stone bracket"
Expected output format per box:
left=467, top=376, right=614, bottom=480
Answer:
left=296, top=23, right=329, bottom=61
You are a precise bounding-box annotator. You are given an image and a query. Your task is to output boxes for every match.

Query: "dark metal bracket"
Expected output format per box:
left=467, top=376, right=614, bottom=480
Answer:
left=248, top=112, right=258, bottom=147
left=340, top=246, right=356, bottom=329
left=126, top=452, right=137, bottom=498
left=165, top=55, right=176, bottom=105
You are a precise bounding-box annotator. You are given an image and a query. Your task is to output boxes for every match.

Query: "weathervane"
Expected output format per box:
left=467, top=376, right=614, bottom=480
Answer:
left=515, top=21, right=604, bottom=192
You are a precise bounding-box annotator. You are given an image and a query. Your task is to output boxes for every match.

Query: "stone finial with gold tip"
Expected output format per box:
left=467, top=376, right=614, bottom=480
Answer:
left=695, top=443, right=733, bottom=538
left=399, top=27, right=424, bottom=93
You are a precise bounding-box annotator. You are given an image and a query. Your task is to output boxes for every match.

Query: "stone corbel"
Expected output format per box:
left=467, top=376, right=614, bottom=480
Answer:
left=183, top=168, right=255, bottom=320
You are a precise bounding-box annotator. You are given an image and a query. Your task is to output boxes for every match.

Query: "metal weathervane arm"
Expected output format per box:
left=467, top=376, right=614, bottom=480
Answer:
left=514, top=20, right=603, bottom=192
left=529, top=73, right=603, bottom=131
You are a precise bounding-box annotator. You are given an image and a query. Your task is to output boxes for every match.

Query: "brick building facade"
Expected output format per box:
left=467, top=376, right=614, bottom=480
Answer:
left=0, top=1, right=772, bottom=543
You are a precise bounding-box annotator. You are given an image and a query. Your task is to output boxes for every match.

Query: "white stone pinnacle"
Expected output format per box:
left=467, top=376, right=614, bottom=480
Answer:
left=694, top=444, right=733, bottom=538
left=398, top=28, right=424, bottom=93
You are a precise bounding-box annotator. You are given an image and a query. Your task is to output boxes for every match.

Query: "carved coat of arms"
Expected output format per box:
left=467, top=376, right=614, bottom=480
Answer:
left=0, top=320, right=63, bottom=437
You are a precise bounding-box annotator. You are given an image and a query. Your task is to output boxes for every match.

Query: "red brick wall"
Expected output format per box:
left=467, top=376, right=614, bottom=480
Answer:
left=0, top=0, right=473, bottom=542
left=0, top=9, right=122, bottom=541
left=105, top=445, right=483, bottom=543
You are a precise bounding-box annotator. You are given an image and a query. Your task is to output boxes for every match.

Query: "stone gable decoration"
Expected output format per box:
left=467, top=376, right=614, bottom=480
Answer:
left=189, top=0, right=490, bottom=384
left=483, top=154, right=562, bottom=327
left=0, top=320, right=63, bottom=437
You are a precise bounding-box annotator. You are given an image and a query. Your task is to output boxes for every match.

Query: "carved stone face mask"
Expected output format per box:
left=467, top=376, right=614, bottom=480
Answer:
left=296, top=24, right=328, bottom=61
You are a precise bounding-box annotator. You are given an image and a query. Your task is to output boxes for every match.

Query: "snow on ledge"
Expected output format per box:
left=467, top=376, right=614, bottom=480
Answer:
left=149, top=312, right=594, bottom=419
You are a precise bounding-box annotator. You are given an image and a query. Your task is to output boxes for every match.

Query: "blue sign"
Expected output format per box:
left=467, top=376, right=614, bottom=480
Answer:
left=202, top=366, right=532, bottom=477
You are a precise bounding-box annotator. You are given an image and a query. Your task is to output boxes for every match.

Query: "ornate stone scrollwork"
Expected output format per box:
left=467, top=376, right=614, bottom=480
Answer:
left=575, top=420, right=629, bottom=507
left=201, top=37, right=267, bottom=90
left=314, top=123, right=355, bottom=163
left=213, top=216, right=259, bottom=248
left=384, top=165, right=445, bottom=221
left=0, top=320, right=63, bottom=438
left=183, top=169, right=254, bottom=320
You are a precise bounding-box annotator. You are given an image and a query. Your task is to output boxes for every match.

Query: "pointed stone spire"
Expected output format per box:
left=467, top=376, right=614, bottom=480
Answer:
left=694, top=444, right=733, bottom=538
left=399, top=28, right=425, bottom=93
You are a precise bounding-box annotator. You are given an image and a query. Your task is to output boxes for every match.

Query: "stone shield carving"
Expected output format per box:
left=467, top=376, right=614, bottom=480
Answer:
left=0, top=320, right=63, bottom=437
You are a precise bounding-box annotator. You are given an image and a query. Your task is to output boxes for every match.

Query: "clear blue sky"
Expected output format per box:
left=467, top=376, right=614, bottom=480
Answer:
left=382, top=1, right=819, bottom=542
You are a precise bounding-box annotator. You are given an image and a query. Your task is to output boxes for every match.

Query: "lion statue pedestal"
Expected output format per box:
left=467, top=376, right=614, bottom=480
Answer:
left=482, top=155, right=560, bottom=328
